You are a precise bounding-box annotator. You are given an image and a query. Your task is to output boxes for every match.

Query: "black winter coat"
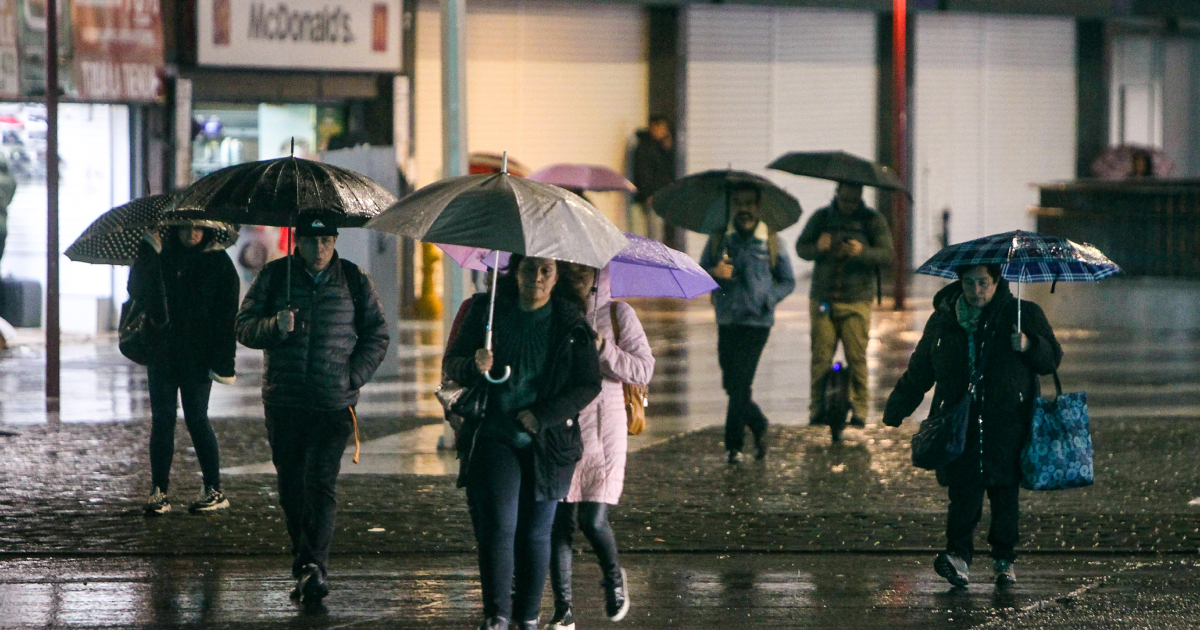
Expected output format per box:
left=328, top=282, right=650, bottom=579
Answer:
left=236, top=253, right=390, bottom=410
left=444, top=291, right=603, bottom=502
left=127, top=238, right=239, bottom=379
left=883, top=280, right=1062, bottom=487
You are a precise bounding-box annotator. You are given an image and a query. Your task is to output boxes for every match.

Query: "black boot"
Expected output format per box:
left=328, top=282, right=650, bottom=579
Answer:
left=603, top=567, right=630, bottom=622
left=477, top=615, right=507, bottom=630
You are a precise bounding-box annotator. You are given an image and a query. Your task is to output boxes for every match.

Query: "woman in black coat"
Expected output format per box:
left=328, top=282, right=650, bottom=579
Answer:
left=443, top=255, right=602, bottom=630
left=883, top=264, right=1061, bottom=588
left=127, top=225, right=240, bottom=516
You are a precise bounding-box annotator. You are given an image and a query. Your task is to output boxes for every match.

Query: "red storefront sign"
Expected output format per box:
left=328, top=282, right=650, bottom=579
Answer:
left=71, top=0, right=163, bottom=101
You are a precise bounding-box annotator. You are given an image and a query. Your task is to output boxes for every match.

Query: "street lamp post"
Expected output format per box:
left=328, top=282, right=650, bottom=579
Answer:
left=46, top=0, right=60, bottom=414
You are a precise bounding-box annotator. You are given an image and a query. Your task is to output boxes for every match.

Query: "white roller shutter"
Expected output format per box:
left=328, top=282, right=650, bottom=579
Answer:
left=684, top=5, right=878, bottom=273
left=913, top=14, right=1076, bottom=267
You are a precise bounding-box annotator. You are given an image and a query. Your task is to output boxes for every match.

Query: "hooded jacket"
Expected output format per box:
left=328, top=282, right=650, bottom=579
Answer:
left=127, top=234, right=239, bottom=379
left=567, top=267, right=655, bottom=504
left=883, top=279, right=1062, bottom=487
left=236, top=253, right=390, bottom=410
left=699, top=229, right=795, bottom=328
left=795, top=202, right=893, bottom=304
left=445, top=287, right=603, bottom=502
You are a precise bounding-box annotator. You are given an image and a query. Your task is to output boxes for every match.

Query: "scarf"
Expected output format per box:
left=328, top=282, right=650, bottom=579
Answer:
left=956, top=294, right=985, bottom=376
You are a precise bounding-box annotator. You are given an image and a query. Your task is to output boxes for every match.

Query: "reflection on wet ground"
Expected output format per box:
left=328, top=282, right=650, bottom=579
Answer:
left=0, top=553, right=1127, bottom=628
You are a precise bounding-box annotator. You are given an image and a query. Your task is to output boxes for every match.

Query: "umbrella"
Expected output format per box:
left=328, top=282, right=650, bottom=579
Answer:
left=528, top=164, right=636, bottom=193
left=365, top=155, right=628, bottom=382
left=440, top=232, right=718, bottom=300
left=1091, top=144, right=1174, bottom=179
left=66, top=194, right=238, bottom=265
left=650, top=169, right=802, bottom=233
left=471, top=152, right=530, bottom=177
left=768, top=151, right=907, bottom=192
left=916, top=229, right=1121, bottom=331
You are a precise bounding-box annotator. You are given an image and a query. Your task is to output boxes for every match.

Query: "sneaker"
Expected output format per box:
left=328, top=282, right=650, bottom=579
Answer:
left=143, top=487, right=171, bottom=516
left=604, top=567, right=630, bottom=621
left=934, top=552, right=970, bottom=587
left=753, top=434, right=768, bottom=461
left=188, top=487, right=230, bottom=514
left=849, top=415, right=867, bottom=428
left=544, top=605, right=574, bottom=630
left=295, top=563, right=328, bottom=602
left=726, top=450, right=740, bottom=465
left=478, top=617, right=509, bottom=630
left=993, top=559, right=1017, bottom=585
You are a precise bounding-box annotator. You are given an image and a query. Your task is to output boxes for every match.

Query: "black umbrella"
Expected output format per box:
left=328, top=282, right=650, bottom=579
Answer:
left=649, top=169, right=802, bottom=233
left=767, top=151, right=907, bottom=192
left=66, top=194, right=238, bottom=265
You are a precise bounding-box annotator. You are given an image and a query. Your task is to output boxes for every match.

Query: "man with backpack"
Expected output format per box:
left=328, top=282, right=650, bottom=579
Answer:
left=235, top=218, right=389, bottom=604
left=796, top=182, right=893, bottom=429
left=700, top=183, right=795, bottom=464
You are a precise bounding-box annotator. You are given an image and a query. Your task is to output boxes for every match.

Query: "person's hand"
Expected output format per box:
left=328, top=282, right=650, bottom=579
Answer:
left=817, top=233, right=833, bottom=253
left=276, top=309, right=295, bottom=333
left=517, top=409, right=539, bottom=434
left=474, top=348, right=494, bottom=375
left=842, top=239, right=864, bottom=258
left=882, top=414, right=903, bottom=428
left=712, top=255, right=734, bottom=280
left=1011, top=325, right=1029, bottom=352
left=208, top=370, right=236, bottom=386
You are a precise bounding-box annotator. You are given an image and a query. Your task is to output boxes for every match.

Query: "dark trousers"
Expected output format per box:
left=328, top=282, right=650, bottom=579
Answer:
left=946, top=484, right=1020, bottom=564
left=147, top=362, right=219, bottom=493
left=717, top=324, right=772, bottom=452
left=264, top=405, right=353, bottom=578
left=549, top=501, right=621, bottom=609
left=466, top=438, right=559, bottom=623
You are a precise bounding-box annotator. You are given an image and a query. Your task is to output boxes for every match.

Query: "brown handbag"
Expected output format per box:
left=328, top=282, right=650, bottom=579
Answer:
left=610, top=302, right=648, bottom=436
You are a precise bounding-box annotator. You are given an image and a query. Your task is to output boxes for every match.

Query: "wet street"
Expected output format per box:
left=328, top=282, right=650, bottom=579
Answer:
left=1, top=277, right=1199, bottom=627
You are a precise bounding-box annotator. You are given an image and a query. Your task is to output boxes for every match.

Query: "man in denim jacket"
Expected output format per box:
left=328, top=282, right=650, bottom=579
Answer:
left=699, top=183, right=795, bottom=464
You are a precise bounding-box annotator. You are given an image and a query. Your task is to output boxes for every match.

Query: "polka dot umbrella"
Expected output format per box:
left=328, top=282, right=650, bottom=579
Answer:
left=65, top=194, right=239, bottom=266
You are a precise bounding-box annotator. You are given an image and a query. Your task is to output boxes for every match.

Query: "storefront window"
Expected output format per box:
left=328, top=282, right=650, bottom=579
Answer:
left=190, top=103, right=345, bottom=179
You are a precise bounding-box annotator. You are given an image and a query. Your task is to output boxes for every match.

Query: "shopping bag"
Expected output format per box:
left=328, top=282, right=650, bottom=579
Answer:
left=1021, top=372, right=1094, bottom=491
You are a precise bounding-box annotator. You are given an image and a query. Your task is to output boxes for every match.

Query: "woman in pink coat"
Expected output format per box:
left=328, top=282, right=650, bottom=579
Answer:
left=545, top=264, right=655, bottom=630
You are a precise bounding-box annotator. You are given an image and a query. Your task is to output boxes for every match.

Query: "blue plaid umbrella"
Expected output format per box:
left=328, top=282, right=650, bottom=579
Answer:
left=916, top=230, right=1120, bottom=330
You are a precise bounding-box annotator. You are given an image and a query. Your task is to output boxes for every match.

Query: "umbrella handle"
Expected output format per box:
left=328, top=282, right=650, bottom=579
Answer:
left=482, top=248, right=511, bottom=384
left=485, top=365, right=511, bottom=384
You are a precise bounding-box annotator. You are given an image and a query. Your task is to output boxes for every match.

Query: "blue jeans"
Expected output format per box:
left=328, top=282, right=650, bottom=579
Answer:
left=466, top=438, right=559, bottom=622
left=147, top=361, right=219, bottom=492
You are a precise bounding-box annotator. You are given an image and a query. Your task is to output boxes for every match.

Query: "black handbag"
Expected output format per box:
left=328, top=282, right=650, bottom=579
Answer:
left=911, top=344, right=988, bottom=471
left=435, top=378, right=489, bottom=425
left=118, top=256, right=169, bottom=366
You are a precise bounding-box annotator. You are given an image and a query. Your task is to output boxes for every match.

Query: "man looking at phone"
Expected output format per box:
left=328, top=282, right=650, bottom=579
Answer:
left=700, top=183, right=795, bottom=464
left=796, top=182, right=893, bottom=429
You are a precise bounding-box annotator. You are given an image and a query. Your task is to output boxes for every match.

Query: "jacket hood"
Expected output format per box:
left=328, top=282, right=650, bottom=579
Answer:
left=933, top=277, right=1015, bottom=317
left=584, top=265, right=614, bottom=325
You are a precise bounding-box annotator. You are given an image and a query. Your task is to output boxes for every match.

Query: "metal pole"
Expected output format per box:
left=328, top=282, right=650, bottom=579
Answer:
left=440, top=0, right=467, bottom=336
left=45, top=0, right=60, bottom=413
left=890, top=0, right=909, bottom=311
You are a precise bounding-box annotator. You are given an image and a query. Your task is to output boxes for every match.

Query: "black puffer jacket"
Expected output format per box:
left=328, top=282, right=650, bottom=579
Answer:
left=236, top=253, right=390, bottom=410
left=127, top=236, right=239, bottom=379
left=444, top=290, right=602, bottom=502
left=883, top=280, right=1062, bottom=487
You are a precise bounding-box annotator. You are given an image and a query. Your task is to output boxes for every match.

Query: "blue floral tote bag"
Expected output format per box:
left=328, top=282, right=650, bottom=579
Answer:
left=1021, top=372, right=1094, bottom=491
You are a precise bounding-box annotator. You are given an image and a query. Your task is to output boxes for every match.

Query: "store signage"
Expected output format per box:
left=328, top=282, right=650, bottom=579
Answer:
left=0, top=0, right=18, bottom=99
left=71, top=0, right=165, bottom=101
left=198, top=0, right=402, bottom=72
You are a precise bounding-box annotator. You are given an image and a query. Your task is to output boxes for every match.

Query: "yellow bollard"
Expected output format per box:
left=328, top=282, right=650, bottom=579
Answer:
left=414, top=242, right=444, bottom=320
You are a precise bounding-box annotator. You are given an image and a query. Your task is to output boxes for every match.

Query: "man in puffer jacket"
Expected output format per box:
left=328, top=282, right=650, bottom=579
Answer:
left=236, top=218, right=389, bottom=604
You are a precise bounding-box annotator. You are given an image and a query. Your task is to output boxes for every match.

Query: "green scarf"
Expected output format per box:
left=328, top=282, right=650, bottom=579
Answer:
left=956, top=295, right=984, bottom=375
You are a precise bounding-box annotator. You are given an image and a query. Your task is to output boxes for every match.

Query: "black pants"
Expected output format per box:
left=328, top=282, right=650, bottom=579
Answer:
left=946, top=484, right=1020, bottom=564
left=466, top=438, right=559, bottom=623
left=147, top=362, right=219, bottom=493
left=264, top=405, right=353, bottom=578
left=717, top=324, right=771, bottom=452
left=549, top=501, right=621, bottom=609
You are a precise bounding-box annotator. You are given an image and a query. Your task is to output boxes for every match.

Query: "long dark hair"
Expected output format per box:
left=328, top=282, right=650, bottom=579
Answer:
left=498, top=254, right=587, bottom=312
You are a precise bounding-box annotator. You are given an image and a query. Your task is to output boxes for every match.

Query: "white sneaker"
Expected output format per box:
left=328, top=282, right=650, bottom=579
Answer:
left=188, top=487, right=230, bottom=513
left=143, top=487, right=171, bottom=516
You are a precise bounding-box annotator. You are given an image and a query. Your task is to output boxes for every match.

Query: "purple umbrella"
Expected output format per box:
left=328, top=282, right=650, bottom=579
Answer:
left=528, top=163, right=636, bottom=193
left=438, top=233, right=717, bottom=299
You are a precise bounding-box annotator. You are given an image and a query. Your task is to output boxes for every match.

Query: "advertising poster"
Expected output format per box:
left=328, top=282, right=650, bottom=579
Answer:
left=71, top=0, right=164, bottom=101
left=0, top=0, right=19, bottom=98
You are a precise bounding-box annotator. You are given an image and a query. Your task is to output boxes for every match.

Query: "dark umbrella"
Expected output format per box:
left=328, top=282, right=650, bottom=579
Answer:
left=916, top=229, right=1120, bottom=331
left=366, top=157, right=627, bottom=382
left=66, top=194, right=238, bottom=265
left=768, top=151, right=907, bottom=192
left=649, top=169, right=802, bottom=233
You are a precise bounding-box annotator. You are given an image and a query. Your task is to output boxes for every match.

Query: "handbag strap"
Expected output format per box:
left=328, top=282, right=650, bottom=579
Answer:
left=610, top=302, right=621, bottom=346
left=1050, top=370, right=1063, bottom=398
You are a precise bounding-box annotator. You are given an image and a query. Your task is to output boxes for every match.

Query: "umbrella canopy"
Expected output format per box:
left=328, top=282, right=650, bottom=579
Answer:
left=1091, top=144, right=1174, bottom=179
left=650, top=169, right=802, bottom=233
left=916, top=230, right=1120, bottom=283
left=768, top=151, right=907, bottom=192
left=168, top=156, right=397, bottom=228
left=65, top=194, right=238, bottom=265
left=528, top=163, right=636, bottom=193
left=365, top=172, right=628, bottom=269
left=439, top=232, right=718, bottom=299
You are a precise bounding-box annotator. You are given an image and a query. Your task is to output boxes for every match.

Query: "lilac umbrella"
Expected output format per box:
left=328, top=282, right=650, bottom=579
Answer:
left=528, top=163, right=636, bottom=193
left=439, top=233, right=717, bottom=299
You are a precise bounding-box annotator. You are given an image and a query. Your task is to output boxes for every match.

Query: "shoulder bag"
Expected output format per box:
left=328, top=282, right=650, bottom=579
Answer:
left=610, top=302, right=648, bottom=436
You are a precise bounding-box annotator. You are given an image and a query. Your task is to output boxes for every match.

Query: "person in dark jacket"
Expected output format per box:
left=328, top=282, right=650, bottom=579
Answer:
left=796, top=183, right=893, bottom=428
left=629, top=115, right=676, bottom=241
left=129, top=224, right=239, bottom=516
left=443, top=255, right=602, bottom=630
left=698, top=183, right=796, bottom=464
left=883, top=265, right=1061, bottom=588
left=235, top=218, right=389, bottom=604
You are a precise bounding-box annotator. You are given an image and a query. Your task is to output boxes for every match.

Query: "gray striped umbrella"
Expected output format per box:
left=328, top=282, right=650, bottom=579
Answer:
left=66, top=194, right=238, bottom=266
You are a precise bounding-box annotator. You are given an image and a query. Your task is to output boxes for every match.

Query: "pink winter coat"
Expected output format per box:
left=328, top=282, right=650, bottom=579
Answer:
left=565, top=267, right=655, bottom=505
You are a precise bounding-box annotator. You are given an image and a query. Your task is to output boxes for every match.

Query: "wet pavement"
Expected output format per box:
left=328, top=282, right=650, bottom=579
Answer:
left=1, top=276, right=1199, bottom=626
